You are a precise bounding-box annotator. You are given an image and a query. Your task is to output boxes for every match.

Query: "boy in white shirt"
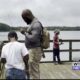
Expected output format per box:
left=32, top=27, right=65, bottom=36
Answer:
left=1, top=31, right=29, bottom=79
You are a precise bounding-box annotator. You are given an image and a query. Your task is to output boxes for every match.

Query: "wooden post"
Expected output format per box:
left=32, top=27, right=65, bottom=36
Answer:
left=69, top=41, right=72, bottom=61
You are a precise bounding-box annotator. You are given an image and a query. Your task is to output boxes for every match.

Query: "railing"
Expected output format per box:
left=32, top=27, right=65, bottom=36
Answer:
left=2, top=39, right=80, bottom=62
left=44, top=39, right=80, bottom=62
left=0, top=39, right=80, bottom=79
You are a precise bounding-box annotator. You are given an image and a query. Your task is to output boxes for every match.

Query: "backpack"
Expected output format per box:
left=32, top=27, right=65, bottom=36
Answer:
left=41, top=28, right=50, bottom=49
left=32, top=21, right=50, bottom=49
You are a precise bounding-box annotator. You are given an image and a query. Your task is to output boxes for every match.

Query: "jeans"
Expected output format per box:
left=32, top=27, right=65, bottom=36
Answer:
left=5, top=68, right=27, bottom=80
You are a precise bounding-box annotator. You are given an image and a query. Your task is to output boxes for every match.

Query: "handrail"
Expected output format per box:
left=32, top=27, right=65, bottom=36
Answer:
left=1, top=39, right=80, bottom=62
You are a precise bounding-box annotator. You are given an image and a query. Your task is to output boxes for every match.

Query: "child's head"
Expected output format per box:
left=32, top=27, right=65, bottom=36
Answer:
left=54, top=29, right=60, bottom=35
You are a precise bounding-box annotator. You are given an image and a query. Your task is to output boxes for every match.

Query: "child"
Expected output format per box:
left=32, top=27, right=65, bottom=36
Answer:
left=53, top=29, right=63, bottom=64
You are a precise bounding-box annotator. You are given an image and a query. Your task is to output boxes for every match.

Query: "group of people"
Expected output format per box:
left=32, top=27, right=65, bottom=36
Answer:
left=0, top=9, right=63, bottom=80
left=0, top=9, right=44, bottom=80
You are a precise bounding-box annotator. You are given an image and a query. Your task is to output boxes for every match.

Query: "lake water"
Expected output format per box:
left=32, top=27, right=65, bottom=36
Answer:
left=0, top=31, right=80, bottom=61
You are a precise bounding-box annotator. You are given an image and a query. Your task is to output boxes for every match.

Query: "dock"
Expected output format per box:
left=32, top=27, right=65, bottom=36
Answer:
left=0, top=62, right=80, bottom=79
left=40, top=62, right=80, bottom=79
left=0, top=39, right=80, bottom=79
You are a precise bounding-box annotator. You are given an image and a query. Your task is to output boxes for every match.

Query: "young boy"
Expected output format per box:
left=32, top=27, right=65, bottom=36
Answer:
left=53, top=29, right=63, bottom=64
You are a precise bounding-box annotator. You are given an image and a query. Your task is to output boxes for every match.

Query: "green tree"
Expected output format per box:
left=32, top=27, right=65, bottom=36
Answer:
left=0, top=23, right=10, bottom=31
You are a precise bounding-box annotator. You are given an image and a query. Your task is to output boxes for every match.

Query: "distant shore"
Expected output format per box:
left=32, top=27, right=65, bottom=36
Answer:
left=1, top=26, right=80, bottom=32
left=46, top=26, right=80, bottom=31
left=0, top=23, right=80, bottom=31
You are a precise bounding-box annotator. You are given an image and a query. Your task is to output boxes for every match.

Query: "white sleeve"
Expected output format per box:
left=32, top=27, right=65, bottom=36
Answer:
left=1, top=46, right=6, bottom=58
left=21, top=44, right=29, bottom=57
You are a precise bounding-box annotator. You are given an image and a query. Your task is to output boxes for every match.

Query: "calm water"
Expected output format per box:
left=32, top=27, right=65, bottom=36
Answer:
left=0, top=31, right=80, bottom=40
left=0, top=31, right=80, bottom=61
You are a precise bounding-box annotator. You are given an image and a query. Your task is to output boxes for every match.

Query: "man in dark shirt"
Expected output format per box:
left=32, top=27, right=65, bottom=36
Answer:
left=21, top=9, right=43, bottom=79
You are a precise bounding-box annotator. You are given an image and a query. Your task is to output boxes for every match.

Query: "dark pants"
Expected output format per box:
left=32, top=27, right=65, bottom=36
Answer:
left=53, top=48, right=61, bottom=63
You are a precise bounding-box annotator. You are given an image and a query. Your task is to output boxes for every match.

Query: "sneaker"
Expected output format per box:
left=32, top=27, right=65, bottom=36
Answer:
left=58, top=62, right=63, bottom=64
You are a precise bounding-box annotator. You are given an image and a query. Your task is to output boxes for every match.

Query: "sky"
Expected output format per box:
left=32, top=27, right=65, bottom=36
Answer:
left=0, top=0, right=80, bottom=27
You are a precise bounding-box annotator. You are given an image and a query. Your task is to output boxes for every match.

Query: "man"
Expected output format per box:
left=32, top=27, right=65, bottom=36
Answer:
left=53, top=29, right=63, bottom=64
left=21, top=9, right=43, bottom=79
left=1, top=31, right=29, bottom=79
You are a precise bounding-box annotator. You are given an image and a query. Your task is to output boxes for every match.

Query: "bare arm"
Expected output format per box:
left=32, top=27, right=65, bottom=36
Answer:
left=23, top=54, right=29, bottom=69
left=0, top=45, right=6, bottom=64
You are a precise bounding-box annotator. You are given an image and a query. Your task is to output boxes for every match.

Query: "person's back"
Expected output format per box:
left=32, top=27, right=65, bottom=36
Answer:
left=2, top=41, right=27, bottom=70
left=1, top=31, right=29, bottom=79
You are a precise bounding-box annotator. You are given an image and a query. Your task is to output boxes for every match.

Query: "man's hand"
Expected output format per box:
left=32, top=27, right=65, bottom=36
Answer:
left=20, top=28, right=26, bottom=35
left=1, top=58, right=6, bottom=64
left=42, top=53, right=45, bottom=58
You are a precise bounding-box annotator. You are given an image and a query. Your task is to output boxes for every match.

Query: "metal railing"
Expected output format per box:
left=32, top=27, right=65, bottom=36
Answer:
left=0, top=39, right=80, bottom=79
left=2, top=39, right=80, bottom=62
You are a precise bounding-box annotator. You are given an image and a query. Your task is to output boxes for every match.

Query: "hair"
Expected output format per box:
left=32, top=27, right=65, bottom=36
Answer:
left=8, top=31, right=18, bottom=40
left=54, top=29, right=60, bottom=34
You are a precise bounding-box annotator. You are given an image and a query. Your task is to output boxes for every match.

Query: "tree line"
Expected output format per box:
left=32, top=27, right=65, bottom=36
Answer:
left=0, top=23, right=10, bottom=31
left=0, top=23, right=80, bottom=31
